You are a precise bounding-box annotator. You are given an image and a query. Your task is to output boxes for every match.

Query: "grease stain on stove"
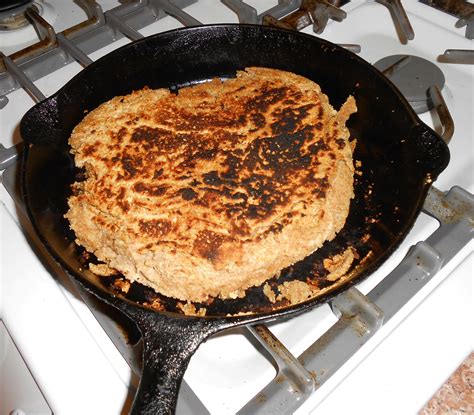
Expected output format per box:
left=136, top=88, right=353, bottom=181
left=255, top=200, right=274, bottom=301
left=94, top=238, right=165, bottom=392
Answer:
left=255, top=393, right=268, bottom=403
left=310, top=370, right=321, bottom=387
left=275, top=375, right=286, bottom=385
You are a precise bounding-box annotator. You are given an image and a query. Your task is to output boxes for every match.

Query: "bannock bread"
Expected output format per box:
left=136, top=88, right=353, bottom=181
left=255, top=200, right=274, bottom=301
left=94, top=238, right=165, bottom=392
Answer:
left=65, top=67, right=357, bottom=302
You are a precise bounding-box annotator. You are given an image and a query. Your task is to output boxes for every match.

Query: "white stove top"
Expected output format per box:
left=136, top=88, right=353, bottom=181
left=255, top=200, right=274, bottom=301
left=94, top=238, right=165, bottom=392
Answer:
left=1, top=1, right=473, bottom=414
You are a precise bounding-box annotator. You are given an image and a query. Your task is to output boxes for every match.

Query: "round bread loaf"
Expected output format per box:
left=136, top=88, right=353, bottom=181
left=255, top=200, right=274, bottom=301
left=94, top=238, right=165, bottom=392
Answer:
left=66, top=67, right=357, bottom=302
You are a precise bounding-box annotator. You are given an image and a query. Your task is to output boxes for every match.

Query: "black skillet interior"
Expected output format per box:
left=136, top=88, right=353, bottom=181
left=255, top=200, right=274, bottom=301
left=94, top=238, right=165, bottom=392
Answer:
left=21, top=24, right=449, bottom=319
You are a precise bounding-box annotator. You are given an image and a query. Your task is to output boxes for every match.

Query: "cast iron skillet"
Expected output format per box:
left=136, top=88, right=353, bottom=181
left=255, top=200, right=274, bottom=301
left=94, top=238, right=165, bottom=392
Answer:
left=20, top=25, right=449, bottom=414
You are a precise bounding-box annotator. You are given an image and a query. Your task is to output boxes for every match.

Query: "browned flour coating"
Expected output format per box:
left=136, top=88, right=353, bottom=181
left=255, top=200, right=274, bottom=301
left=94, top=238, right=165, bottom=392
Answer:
left=66, top=67, right=357, bottom=302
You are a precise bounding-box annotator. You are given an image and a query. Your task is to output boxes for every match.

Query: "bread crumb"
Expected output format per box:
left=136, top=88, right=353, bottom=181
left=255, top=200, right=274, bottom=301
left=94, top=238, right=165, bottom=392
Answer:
left=148, top=298, right=165, bottom=311
left=177, top=301, right=207, bottom=316
left=89, top=263, right=118, bottom=276
left=323, top=247, right=355, bottom=281
left=113, top=278, right=130, bottom=294
left=263, top=283, right=276, bottom=303
left=276, top=280, right=314, bottom=304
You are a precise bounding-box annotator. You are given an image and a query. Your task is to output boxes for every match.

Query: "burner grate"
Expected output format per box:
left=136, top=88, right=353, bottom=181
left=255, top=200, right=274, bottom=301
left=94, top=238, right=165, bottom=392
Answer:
left=419, top=0, right=473, bottom=38
left=0, top=1, right=37, bottom=31
left=0, top=0, right=198, bottom=97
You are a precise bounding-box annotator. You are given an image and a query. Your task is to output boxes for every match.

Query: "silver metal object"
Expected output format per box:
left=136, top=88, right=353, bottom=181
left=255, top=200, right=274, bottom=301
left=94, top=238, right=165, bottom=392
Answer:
left=380, top=55, right=411, bottom=77
left=262, top=13, right=294, bottom=30
left=375, top=0, right=414, bottom=43
left=239, top=324, right=315, bottom=415
left=338, top=43, right=361, bottom=53
left=0, top=52, right=45, bottom=102
left=429, top=85, right=454, bottom=143
left=263, top=0, right=347, bottom=34
left=374, top=54, right=446, bottom=114
left=105, top=10, right=145, bottom=40
left=0, top=95, right=8, bottom=108
left=0, top=143, right=20, bottom=171
left=438, top=49, right=474, bottom=65
left=419, top=0, right=472, bottom=39
left=25, top=7, right=94, bottom=67
left=56, top=33, right=93, bottom=67
left=308, top=0, right=347, bottom=34
left=222, top=0, right=303, bottom=24
left=0, top=1, right=40, bottom=31
left=221, top=0, right=258, bottom=24
left=152, top=0, right=202, bottom=26
left=24, top=6, right=57, bottom=46
left=261, top=0, right=303, bottom=21
left=77, top=0, right=106, bottom=28
left=455, top=12, right=473, bottom=39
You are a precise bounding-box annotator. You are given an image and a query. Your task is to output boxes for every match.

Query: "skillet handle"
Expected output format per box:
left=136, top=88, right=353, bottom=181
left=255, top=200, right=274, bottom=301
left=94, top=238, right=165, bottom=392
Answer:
left=409, top=123, right=450, bottom=178
left=112, top=300, right=225, bottom=414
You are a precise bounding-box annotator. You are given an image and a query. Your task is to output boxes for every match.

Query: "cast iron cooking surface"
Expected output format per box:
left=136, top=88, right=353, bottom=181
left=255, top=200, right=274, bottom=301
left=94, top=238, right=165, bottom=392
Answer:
left=20, top=24, right=449, bottom=414
left=21, top=25, right=448, bottom=318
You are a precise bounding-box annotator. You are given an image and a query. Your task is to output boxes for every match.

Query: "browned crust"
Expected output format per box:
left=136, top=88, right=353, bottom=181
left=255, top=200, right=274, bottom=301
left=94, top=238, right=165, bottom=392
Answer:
left=65, top=67, right=357, bottom=302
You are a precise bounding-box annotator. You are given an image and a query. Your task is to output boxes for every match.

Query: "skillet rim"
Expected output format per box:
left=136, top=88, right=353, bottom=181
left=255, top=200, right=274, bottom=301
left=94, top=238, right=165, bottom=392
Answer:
left=20, top=23, right=450, bottom=322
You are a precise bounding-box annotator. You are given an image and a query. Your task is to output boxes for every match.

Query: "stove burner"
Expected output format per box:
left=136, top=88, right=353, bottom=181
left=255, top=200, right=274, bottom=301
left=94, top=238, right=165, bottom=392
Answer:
left=0, top=1, right=39, bottom=31
left=373, top=55, right=445, bottom=114
left=419, top=0, right=474, bottom=39
left=262, top=0, right=349, bottom=34
left=419, top=0, right=473, bottom=18
left=0, top=0, right=30, bottom=12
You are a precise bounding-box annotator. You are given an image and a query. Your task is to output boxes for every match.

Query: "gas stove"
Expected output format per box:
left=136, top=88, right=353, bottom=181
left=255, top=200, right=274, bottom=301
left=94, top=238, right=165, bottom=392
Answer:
left=1, top=1, right=473, bottom=414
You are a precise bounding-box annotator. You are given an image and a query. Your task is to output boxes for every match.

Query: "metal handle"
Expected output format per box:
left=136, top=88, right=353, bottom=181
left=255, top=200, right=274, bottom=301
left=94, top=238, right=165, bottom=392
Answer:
left=109, top=298, right=226, bottom=414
